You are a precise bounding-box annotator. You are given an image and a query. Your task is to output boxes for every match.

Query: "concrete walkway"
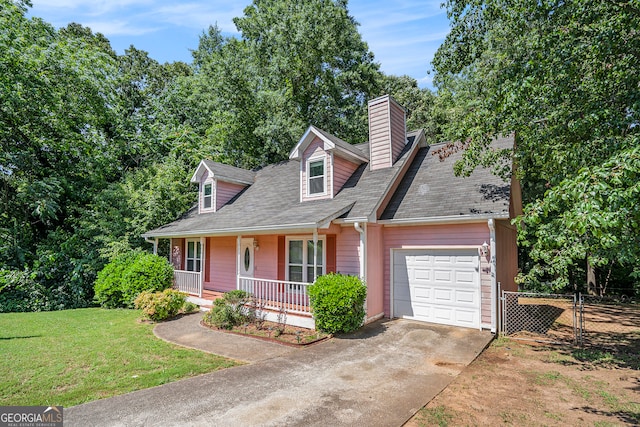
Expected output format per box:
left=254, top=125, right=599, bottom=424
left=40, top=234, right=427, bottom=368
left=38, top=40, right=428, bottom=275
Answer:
left=66, top=314, right=493, bottom=427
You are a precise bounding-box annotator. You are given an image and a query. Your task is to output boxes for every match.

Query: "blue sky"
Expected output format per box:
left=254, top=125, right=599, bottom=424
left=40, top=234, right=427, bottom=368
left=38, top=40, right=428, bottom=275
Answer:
left=29, top=0, right=450, bottom=89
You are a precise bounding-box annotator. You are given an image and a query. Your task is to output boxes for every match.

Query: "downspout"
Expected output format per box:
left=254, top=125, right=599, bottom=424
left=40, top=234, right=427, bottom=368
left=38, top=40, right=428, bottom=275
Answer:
left=354, top=222, right=366, bottom=281
left=488, top=219, right=497, bottom=333
left=145, top=237, right=158, bottom=255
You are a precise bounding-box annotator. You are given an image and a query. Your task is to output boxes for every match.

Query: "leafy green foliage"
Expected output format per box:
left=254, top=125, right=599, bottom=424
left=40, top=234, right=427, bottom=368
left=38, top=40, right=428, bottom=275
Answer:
left=94, top=252, right=173, bottom=308
left=202, top=290, right=252, bottom=330
left=433, top=0, right=640, bottom=293
left=309, top=273, right=366, bottom=333
left=0, top=269, right=48, bottom=312
left=1, top=0, right=446, bottom=313
left=134, top=289, right=192, bottom=321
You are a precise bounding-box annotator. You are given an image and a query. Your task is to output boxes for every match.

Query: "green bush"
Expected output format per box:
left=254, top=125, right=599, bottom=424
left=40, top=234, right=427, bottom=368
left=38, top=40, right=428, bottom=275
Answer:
left=309, top=273, right=367, bottom=334
left=94, top=251, right=173, bottom=308
left=120, top=253, right=174, bottom=306
left=134, top=289, right=189, bottom=321
left=202, top=290, right=251, bottom=330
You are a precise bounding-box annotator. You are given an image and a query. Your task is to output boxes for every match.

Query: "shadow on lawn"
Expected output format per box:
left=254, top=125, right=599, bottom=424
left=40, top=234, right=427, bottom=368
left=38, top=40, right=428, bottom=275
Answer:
left=0, top=335, right=42, bottom=340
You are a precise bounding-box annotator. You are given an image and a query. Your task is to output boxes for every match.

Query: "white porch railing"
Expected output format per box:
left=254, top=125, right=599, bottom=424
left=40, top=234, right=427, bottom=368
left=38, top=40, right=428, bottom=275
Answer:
left=174, top=270, right=202, bottom=296
left=238, top=276, right=311, bottom=315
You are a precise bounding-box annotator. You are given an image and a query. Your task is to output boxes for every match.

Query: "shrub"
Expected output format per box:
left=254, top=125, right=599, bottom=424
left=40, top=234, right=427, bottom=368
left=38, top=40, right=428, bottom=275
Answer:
left=94, top=251, right=173, bottom=308
left=120, top=253, right=174, bottom=307
left=309, top=273, right=367, bottom=334
left=134, top=289, right=188, bottom=321
left=202, top=290, right=251, bottom=330
left=94, top=252, right=136, bottom=308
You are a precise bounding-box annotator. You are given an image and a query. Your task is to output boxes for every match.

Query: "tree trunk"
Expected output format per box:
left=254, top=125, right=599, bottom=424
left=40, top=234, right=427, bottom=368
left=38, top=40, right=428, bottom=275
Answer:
left=587, top=257, right=598, bottom=296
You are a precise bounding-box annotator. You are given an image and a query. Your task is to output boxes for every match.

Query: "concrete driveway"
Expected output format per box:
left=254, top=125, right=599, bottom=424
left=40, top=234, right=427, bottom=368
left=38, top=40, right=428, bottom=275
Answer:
left=66, top=315, right=492, bottom=426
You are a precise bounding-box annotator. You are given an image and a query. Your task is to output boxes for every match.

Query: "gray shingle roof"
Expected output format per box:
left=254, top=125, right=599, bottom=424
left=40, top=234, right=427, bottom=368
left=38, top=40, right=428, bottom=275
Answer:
left=380, top=135, right=514, bottom=220
left=143, top=131, right=514, bottom=238
left=310, top=125, right=370, bottom=161
left=202, top=159, right=256, bottom=185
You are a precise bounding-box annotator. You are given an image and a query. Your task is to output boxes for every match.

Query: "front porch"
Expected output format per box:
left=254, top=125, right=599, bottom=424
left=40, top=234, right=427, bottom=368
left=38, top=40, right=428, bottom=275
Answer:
left=174, top=271, right=315, bottom=328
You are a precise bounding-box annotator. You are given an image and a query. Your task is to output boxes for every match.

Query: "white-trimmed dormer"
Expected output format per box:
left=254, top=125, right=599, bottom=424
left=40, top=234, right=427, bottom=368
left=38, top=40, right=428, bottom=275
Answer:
left=290, top=125, right=368, bottom=202
left=191, top=160, right=255, bottom=213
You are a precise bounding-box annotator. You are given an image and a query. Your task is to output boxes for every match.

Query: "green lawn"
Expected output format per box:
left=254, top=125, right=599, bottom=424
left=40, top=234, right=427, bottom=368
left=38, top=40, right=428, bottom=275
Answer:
left=0, top=308, right=239, bottom=407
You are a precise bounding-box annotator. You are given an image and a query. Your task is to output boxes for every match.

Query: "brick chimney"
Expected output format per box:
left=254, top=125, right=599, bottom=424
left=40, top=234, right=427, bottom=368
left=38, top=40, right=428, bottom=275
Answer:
left=368, top=95, right=407, bottom=170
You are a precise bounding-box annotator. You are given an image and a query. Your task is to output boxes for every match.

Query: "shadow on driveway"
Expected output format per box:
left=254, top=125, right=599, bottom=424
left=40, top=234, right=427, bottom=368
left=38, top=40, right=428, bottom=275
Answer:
left=67, top=315, right=492, bottom=426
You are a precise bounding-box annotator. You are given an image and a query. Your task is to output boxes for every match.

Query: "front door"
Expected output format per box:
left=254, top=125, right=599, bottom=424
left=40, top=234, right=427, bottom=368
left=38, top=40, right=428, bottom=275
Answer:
left=240, top=238, right=254, bottom=278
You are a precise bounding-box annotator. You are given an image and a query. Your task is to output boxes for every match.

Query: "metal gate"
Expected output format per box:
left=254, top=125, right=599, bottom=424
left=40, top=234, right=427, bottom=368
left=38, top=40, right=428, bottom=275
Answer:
left=502, top=291, right=578, bottom=345
left=502, top=291, right=640, bottom=348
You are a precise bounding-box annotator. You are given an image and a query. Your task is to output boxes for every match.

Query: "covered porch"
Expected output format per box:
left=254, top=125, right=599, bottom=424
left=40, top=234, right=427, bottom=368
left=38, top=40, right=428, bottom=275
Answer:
left=146, top=221, right=361, bottom=329
left=174, top=272, right=314, bottom=327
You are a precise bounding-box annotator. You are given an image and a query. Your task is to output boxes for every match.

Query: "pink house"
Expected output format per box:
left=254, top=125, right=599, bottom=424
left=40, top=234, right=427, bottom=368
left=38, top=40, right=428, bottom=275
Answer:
left=143, top=95, right=521, bottom=330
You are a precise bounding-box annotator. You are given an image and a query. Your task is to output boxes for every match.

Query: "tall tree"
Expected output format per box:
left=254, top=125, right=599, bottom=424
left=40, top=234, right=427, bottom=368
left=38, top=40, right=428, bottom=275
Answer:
left=433, top=0, right=640, bottom=292
left=191, top=0, right=382, bottom=168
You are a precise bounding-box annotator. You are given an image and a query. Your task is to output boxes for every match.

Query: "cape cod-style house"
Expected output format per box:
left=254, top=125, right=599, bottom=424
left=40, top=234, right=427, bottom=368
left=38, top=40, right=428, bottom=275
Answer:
left=143, top=95, right=521, bottom=330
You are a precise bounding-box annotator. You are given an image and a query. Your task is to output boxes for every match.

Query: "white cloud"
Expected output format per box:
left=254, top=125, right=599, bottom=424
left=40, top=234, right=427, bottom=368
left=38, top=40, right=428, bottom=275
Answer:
left=82, top=20, right=160, bottom=36
left=149, top=3, right=243, bottom=33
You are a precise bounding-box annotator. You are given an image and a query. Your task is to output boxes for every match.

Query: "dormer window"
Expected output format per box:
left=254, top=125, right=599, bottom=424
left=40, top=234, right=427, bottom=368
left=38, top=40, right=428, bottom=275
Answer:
left=307, top=158, right=325, bottom=195
left=203, top=183, right=213, bottom=209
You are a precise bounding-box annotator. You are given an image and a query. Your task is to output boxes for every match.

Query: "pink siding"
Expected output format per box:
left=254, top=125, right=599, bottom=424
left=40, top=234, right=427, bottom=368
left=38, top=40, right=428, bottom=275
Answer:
left=382, top=224, right=492, bottom=323
left=301, top=137, right=332, bottom=201
left=333, top=155, right=359, bottom=196
left=254, top=235, right=278, bottom=280
left=368, top=102, right=392, bottom=170
left=204, top=236, right=237, bottom=292
left=365, top=223, right=384, bottom=318
left=368, top=95, right=406, bottom=170
left=389, top=101, right=406, bottom=163
left=216, top=181, right=245, bottom=210
left=336, top=226, right=360, bottom=276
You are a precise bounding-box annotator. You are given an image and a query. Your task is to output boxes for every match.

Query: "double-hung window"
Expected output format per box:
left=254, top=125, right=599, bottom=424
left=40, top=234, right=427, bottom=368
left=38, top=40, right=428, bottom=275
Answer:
left=307, top=158, right=325, bottom=195
left=185, top=240, right=201, bottom=272
left=287, top=237, right=324, bottom=283
left=203, top=183, right=213, bottom=210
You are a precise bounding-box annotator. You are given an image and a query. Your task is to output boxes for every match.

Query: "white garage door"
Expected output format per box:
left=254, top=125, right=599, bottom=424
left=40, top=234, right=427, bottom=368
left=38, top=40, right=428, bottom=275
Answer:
left=393, top=249, right=480, bottom=328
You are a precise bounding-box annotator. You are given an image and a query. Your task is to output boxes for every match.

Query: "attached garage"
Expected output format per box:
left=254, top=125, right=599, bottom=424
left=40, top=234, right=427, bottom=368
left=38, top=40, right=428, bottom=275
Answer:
left=392, top=248, right=481, bottom=329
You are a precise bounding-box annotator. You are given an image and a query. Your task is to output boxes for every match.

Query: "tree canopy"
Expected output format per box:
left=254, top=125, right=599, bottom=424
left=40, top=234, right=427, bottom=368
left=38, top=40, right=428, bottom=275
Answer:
left=0, top=0, right=444, bottom=311
left=433, top=0, right=640, bottom=293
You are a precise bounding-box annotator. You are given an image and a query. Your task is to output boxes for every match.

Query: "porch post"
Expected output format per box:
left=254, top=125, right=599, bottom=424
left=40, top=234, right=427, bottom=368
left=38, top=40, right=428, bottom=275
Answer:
left=313, top=229, right=318, bottom=282
left=169, top=238, right=173, bottom=264
left=199, top=236, right=205, bottom=298
left=236, top=235, right=242, bottom=290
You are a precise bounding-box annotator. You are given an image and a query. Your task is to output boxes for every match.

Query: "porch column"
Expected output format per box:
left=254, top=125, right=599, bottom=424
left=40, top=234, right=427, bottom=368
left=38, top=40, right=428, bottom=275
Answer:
left=199, top=236, right=205, bottom=298
left=313, top=229, right=318, bottom=282
left=236, top=235, right=242, bottom=290
left=169, top=238, right=173, bottom=264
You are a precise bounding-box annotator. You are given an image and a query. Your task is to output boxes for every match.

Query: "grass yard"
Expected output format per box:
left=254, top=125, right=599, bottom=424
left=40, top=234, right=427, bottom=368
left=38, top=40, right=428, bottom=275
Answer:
left=0, top=308, right=239, bottom=407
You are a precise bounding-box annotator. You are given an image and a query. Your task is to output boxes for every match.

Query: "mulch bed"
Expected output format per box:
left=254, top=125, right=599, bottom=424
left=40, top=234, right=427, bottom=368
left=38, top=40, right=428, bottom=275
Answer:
left=201, top=320, right=331, bottom=347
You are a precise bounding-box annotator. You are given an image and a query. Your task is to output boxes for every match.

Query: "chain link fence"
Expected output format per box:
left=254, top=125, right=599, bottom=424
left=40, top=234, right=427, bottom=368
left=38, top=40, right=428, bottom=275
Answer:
left=502, top=291, right=578, bottom=345
left=579, top=295, right=640, bottom=351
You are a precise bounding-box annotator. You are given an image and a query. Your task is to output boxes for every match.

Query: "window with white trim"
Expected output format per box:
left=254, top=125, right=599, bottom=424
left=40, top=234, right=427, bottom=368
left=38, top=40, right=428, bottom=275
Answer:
left=202, top=183, right=213, bottom=210
left=286, top=237, right=324, bottom=283
left=185, top=240, right=201, bottom=272
left=307, top=158, right=325, bottom=195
